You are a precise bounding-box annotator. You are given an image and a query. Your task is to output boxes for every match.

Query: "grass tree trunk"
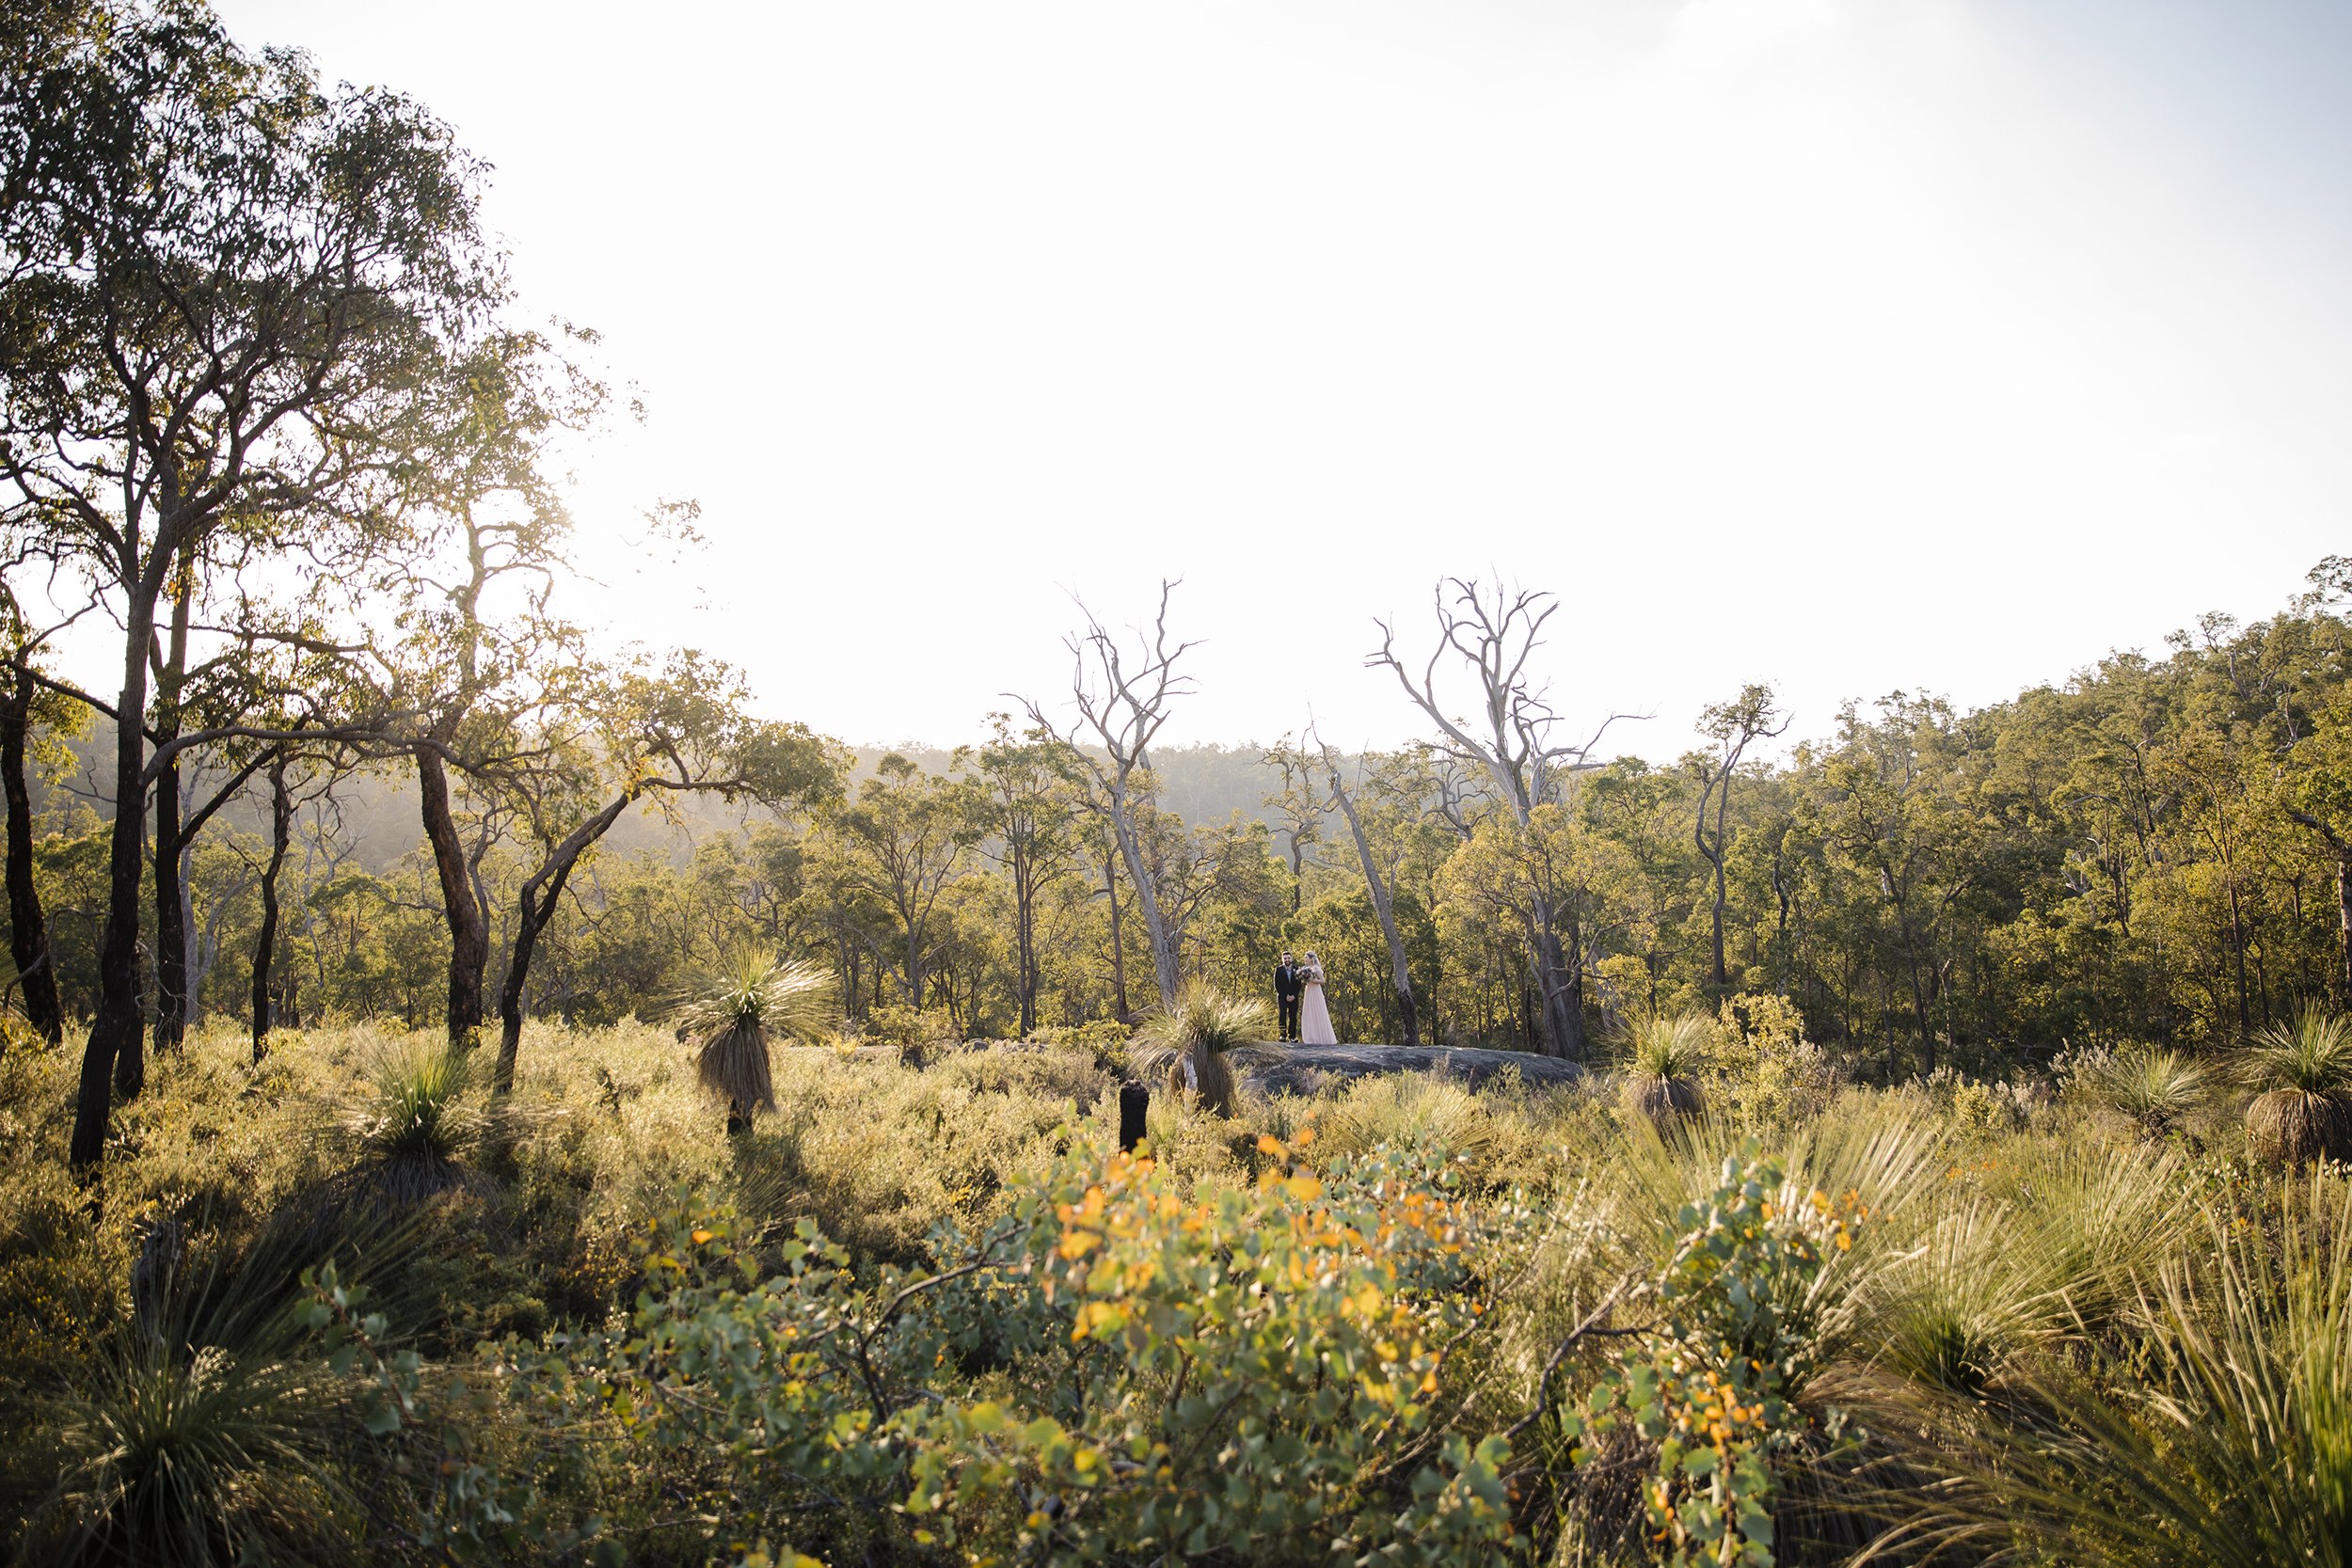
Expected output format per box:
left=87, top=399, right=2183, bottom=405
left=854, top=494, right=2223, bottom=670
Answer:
left=417, top=745, right=488, bottom=1049
left=250, top=751, right=292, bottom=1062
left=1, top=670, right=62, bottom=1045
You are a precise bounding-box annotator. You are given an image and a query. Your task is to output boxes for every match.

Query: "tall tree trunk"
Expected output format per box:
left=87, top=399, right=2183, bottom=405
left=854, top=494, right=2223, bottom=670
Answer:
left=1104, top=853, right=1130, bottom=1022
left=1526, top=897, right=1584, bottom=1058
left=250, top=750, right=292, bottom=1062
left=1012, top=861, right=1039, bottom=1037
left=151, top=553, right=196, bottom=1053
left=72, top=588, right=157, bottom=1169
left=1, top=671, right=62, bottom=1044
left=416, top=745, right=487, bottom=1047
left=1327, top=767, right=1418, bottom=1046
left=1106, top=789, right=1181, bottom=1006
left=151, top=757, right=187, bottom=1052
left=2334, top=852, right=2352, bottom=1007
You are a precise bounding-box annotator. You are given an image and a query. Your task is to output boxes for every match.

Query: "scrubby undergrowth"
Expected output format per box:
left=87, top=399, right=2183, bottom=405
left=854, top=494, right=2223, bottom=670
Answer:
left=0, top=1015, right=2337, bottom=1567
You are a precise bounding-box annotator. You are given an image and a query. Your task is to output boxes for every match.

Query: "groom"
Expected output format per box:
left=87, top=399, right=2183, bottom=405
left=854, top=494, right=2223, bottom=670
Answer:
left=1273, top=953, right=1304, bottom=1043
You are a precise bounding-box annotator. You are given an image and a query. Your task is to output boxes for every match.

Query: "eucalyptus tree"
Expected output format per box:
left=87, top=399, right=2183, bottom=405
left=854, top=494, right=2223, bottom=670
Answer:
left=1, top=1, right=504, bottom=1167
left=368, top=327, right=610, bottom=1048
left=0, top=582, right=84, bottom=1043
left=1261, top=736, right=1326, bottom=912
left=833, top=751, right=981, bottom=1010
left=1369, top=578, right=1636, bottom=1058
left=1689, top=684, right=1788, bottom=990
left=961, top=715, right=1082, bottom=1036
left=1022, top=581, right=1199, bottom=1010
left=489, top=652, right=837, bottom=1092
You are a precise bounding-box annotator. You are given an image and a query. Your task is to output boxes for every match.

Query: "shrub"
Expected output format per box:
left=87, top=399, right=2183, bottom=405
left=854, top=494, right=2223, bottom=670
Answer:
left=861, top=1003, right=961, bottom=1059
left=1922, top=1171, right=2352, bottom=1565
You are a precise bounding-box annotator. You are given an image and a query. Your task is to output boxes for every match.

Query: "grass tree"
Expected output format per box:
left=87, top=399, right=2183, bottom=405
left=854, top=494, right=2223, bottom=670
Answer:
left=677, top=952, right=835, bottom=1134
left=1618, top=1012, right=1709, bottom=1126
left=1129, top=982, right=1278, bottom=1118
left=2241, top=1006, right=2352, bottom=1166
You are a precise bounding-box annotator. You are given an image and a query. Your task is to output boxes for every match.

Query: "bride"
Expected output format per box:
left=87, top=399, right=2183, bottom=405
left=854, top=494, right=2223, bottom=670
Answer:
left=1297, top=952, right=1337, bottom=1046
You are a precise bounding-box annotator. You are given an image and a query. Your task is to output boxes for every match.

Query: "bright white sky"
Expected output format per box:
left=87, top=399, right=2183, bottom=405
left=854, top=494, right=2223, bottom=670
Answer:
left=199, top=0, right=2352, bottom=762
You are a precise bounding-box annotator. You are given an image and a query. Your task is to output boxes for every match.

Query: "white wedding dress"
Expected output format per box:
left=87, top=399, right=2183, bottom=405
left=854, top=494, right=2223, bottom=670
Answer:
left=1298, top=966, right=1337, bottom=1045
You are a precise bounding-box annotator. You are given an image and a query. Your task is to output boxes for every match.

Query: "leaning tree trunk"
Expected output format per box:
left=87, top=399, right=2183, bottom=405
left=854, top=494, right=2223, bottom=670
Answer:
left=250, top=751, right=292, bottom=1062
left=72, top=584, right=158, bottom=1170
left=417, top=744, right=489, bottom=1049
left=495, top=794, right=632, bottom=1094
left=151, top=572, right=194, bottom=1054
left=1106, top=790, right=1181, bottom=1007
left=1, top=671, right=62, bottom=1045
left=1327, top=766, right=1418, bottom=1046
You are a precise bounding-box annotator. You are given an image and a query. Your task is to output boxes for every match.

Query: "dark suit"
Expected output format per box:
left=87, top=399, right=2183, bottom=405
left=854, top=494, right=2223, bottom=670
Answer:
left=1274, top=962, right=1304, bottom=1042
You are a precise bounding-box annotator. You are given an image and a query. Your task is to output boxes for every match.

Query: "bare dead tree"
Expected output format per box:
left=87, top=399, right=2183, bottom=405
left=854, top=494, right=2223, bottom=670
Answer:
left=1368, top=577, right=1641, bottom=1058
left=1691, top=684, right=1788, bottom=990
left=1019, top=582, right=1199, bottom=1010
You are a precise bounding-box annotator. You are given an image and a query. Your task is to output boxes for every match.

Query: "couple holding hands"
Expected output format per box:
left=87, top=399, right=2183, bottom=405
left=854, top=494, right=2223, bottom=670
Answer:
left=1273, top=952, right=1336, bottom=1046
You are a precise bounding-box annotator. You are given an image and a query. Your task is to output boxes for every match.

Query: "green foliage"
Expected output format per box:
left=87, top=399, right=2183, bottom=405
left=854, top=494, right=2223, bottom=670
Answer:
left=1621, top=1013, right=1717, bottom=1081
left=1931, top=1172, right=2352, bottom=1566
left=1561, top=1145, right=1866, bottom=1567
left=355, top=1040, right=486, bottom=1200
left=2081, top=1043, right=2211, bottom=1134
left=2242, top=1006, right=2352, bottom=1096
left=675, top=951, right=838, bottom=1042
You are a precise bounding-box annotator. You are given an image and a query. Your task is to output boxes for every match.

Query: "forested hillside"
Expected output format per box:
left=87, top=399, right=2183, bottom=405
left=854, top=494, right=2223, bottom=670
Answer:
left=13, top=568, right=2349, bottom=1071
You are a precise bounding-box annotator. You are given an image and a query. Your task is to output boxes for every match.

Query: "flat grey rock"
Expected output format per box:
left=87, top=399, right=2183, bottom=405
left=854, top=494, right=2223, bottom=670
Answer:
left=1246, top=1043, right=1586, bottom=1096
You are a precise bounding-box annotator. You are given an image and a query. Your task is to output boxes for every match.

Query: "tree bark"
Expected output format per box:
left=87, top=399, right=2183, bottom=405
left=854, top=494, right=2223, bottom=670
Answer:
left=151, top=565, right=194, bottom=1053
left=151, top=756, right=187, bottom=1053
left=417, top=744, right=488, bottom=1048
left=72, top=585, right=156, bottom=1170
left=1103, top=852, right=1130, bottom=1022
left=1, top=668, right=62, bottom=1045
left=250, top=750, right=292, bottom=1061
left=1327, top=766, right=1418, bottom=1046
left=495, top=793, right=632, bottom=1093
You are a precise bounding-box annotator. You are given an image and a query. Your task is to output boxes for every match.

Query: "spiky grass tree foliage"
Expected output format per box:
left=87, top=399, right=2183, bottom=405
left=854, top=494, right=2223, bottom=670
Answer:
left=2085, top=1045, right=2210, bottom=1136
left=677, top=952, right=835, bottom=1133
left=1617, top=1013, right=1710, bottom=1126
left=1913, top=1173, right=2352, bottom=1566
left=23, top=1228, right=354, bottom=1567
left=2242, top=1006, right=2352, bottom=1166
left=354, top=1041, right=485, bottom=1203
left=1128, top=983, right=1279, bottom=1118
